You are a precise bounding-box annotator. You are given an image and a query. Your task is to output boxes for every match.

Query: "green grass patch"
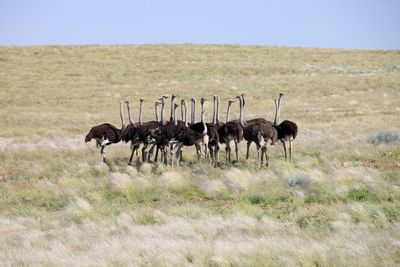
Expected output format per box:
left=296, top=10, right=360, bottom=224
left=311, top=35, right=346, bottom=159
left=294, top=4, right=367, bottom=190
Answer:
left=345, top=188, right=378, bottom=202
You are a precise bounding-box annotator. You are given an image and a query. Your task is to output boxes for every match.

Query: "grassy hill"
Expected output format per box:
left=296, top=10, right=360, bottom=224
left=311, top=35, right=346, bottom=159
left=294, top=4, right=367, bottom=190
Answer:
left=0, top=45, right=399, bottom=266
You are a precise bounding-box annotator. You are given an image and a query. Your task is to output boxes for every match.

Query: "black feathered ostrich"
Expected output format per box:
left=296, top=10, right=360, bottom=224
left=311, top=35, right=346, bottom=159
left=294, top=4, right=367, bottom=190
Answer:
left=189, top=97, right=210, bottom=162
left=170, top=108, right=208, bottom=167
left=85, top=101, right=126, bottom=162
left=121, top=100, right=140, bottom=164
left=217, top=98, right=243, bottom=164
left=122, top=99, right=160, bottom=164
left=151, top=95, right=186, bottom=164
left=274, top=93, right=298, bottom=161
left=206, top=95, right=221, bottom=167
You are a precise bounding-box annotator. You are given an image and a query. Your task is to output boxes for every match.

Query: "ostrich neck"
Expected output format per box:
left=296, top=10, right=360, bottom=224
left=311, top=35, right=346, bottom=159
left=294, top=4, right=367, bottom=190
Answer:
left=155, top=104, right=159, bottom=123
left=239, top=96, right=245, bottom=128
left=161, top=100, right=165, bottom=126
left=277, top=94, right=283, bottom=125
left=139, top=102, right=143, bottom=125
left=201, top=102, right=204, bottom=118
left=126, top=103, right=133, bottom=125
left=226, top=104, right=231, bottom=123
left=119, top=102, right=125, bottom=129
left=216, top=96, right=220, bottom=124
left=184, top=103, right=188, bottom=127
left=201, top=112, right=207, bottom=135
left=273, top=99, right=279, bottom=126
left=170, top=97, right=175, bottom=121
left=212, top=98, right=216, bottom=124
left=173, top=103, right=177, bottom=126
left=181, top=103, right=184, bottom=122
left=191, top=100, right=196, bottom=124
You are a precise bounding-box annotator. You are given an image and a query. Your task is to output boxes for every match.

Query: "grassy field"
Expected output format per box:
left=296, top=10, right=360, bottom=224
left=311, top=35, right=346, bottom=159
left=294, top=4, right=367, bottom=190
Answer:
left=0, top=44, right=400, bottom=266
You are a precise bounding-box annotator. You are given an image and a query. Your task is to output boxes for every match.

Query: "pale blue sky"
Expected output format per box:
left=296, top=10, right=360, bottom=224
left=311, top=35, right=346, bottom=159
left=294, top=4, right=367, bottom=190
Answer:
left=0, top=0, right=399, bottom=49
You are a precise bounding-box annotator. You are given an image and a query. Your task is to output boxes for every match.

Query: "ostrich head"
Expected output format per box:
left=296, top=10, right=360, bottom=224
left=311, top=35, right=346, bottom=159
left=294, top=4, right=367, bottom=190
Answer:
left=227, top=99, right=235, bottom=106
left=159, top=95, right=168, bottom=104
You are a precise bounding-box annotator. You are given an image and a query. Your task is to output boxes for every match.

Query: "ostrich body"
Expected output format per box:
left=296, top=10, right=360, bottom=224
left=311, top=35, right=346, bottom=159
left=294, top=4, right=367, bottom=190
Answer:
left=274, top=93, right=298, bottom=161
left=85, top=101, right=125, bottom=162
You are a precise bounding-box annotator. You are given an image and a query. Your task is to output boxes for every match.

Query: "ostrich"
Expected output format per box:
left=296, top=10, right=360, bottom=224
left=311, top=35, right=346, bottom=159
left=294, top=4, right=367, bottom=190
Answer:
left=189, top=98, right=210, bottom=162
left=85, top=101, right=125, bottom=162
left=151, top=95, right=186, bottom=164
left=239, top=93, right=274, bottom=160
left=217, top=98, right=243, bottom=164
left=121, top=99, right=159, bottom=164
left=239, top=95, right=277, bottom=167
left=151, top=101, right=162, bottom=162
left=274, top=93, right=298, bottom=161
left=170, top=109, right=208, bottom=166
left=121, top=100, right=141, bottom=164
left=136, top=99, right=160, bottom=162
left=206, top=96, right=221, bottom=166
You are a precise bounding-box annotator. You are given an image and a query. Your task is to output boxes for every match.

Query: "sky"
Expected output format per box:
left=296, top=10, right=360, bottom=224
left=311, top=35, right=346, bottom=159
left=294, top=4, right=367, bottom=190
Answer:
left=0, top=0, right=399, bottom=49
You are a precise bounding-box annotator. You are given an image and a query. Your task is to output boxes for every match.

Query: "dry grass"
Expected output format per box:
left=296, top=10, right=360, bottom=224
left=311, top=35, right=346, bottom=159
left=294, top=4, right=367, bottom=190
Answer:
left=0, top=44, right=400, bottom=265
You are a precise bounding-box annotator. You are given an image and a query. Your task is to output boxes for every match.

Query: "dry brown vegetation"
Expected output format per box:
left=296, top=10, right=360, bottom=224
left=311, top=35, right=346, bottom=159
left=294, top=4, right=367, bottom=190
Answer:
left=0, top=44, right=400, bottom=266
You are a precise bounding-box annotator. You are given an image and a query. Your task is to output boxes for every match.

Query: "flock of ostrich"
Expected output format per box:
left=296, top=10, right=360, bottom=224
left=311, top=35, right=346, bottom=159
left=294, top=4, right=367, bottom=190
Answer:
left=85, top=93, right=298, bottom=167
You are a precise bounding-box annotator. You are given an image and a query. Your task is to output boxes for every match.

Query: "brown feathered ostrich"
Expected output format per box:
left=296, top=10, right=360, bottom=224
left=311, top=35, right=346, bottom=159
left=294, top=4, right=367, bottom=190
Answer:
left=239, top=95, right=277, bottom=167
left=218, top=98, right=243, bottom=164
left=85, top=101, right=125, bottom=162
left=239, top=93, right=274, bottom=160
left=274, top=93, right=298, bottom=161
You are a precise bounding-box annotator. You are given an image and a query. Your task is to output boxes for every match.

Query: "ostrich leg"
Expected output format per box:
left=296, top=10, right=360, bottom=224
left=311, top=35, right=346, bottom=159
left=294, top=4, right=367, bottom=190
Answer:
left=282, top=140, right=287, bottom=160
left=234, top=140, right=239, bottom=162
left=246, top=141, right=251, bottom=160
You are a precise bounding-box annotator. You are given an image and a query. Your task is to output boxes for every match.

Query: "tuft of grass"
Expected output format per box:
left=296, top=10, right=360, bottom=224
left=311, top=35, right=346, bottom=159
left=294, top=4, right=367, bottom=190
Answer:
left=368, top=131, right=400, bottom=145
left=345, top=188, right=378, bottom=202
left=304, top=193, right=338, bottom=205
left=296, top=209, right=333, bottom=229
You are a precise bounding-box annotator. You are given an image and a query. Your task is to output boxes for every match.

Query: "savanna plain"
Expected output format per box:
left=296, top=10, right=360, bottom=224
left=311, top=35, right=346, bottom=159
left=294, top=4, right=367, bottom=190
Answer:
left=0, top=45, right=400, bottom=266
